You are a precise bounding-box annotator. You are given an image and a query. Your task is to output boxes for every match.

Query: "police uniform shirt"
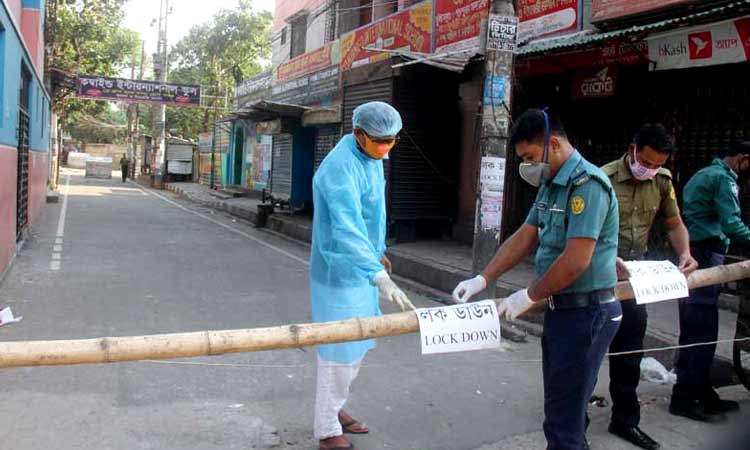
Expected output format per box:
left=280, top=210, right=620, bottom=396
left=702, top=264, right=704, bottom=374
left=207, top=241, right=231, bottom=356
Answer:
left=525, top=150, right=619, bottom=294
left=602, top=154, right=680, bottom=259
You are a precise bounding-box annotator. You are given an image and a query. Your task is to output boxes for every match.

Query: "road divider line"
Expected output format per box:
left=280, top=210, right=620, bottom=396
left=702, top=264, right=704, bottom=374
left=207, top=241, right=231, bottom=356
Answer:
left=129, top=181, right=309, bottom=266
left=51, top=174, right=71, bottom=271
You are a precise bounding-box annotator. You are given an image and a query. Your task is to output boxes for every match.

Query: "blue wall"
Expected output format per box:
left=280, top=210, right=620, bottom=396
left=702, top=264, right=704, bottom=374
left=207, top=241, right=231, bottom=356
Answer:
left=0, top=3, right=50, bottom=152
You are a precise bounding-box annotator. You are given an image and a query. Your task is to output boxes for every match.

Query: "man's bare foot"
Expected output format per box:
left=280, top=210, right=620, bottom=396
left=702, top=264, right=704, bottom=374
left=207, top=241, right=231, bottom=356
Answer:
left=319, top=435, right=353, bottom=450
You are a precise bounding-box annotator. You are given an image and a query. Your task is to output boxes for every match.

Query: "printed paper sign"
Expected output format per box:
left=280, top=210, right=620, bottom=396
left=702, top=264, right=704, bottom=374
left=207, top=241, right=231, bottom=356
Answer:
left=487, top=15, right=518, bottom=52
left=417, top=300, right=501, bottom=354
left=624, top=260, right=689, bottom=304
left=517, top=0, right=579, bottom=43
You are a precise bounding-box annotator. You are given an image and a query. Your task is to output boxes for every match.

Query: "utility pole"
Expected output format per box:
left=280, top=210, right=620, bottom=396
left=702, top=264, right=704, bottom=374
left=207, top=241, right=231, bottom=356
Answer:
left=471, top=0, right=517, bottom=299
left=134, top=40, right=145, bottom=177
left=152, top=0, right=170, bottom=187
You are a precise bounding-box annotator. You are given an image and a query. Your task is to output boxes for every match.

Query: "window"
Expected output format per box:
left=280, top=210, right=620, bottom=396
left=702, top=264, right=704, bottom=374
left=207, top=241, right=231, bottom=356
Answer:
left=338, top=0, right=374, bottom=36
left=280, top=27, right=286, bottom=45
left=289, top=15, right=307, bottom=59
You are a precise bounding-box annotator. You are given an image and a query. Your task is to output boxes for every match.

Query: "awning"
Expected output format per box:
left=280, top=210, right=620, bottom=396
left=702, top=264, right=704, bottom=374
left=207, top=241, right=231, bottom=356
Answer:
left=362, top=47, right=483, bottom=73
left=233, top=100, right=310, bottom=121
left=518, top=0, right=750, bottom=56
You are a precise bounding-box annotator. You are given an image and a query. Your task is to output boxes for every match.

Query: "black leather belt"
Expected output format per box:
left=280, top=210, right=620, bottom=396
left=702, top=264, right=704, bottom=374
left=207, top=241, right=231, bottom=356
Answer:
left=547, top=288, right=616, bottom=311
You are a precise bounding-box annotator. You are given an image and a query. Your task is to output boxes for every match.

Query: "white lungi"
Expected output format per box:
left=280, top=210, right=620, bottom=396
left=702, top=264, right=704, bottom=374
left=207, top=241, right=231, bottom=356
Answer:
left=314, top=355, right=363, bottom=440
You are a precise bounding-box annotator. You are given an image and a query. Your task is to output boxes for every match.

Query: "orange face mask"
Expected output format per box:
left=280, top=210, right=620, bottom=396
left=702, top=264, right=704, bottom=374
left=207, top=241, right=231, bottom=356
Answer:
left=358, top=133, right=398, bottom=160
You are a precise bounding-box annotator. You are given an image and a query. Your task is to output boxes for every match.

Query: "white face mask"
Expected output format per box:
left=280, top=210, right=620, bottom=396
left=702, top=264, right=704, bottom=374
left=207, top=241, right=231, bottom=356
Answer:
left=629, top=151, right=659, bottom=181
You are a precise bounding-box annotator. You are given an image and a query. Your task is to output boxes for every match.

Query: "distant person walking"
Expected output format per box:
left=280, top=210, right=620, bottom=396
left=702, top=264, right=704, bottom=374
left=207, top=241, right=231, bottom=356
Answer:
left=120, top=153, right=130, bottom=183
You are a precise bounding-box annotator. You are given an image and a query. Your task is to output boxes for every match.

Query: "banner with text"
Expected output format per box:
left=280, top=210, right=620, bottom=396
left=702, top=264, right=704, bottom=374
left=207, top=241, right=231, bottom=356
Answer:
left=517, top=0, right=580, bottom=44
left=434, top=0, right=490, bottom=53
left=277, top=40, right=341, bottom=82
left=647, top=17, right=750, bottom=71
left=77, top=75, right=200, bottom=106
left=340, top=0, right=433, bottom=71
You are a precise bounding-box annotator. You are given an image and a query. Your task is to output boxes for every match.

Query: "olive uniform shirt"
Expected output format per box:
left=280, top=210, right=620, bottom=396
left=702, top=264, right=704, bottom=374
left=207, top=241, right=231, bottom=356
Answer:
left=601, top=154, right=680, bottom=259
left=525, top=150, right=619, bottom=294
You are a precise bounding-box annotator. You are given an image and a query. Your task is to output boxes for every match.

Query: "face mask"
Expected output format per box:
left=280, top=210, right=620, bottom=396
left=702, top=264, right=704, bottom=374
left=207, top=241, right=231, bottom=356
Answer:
left=519, top=109, right=552, bottom=188
left=357, top=133, right=397, bottom=160
left=629, top=150, right=660, bottom=181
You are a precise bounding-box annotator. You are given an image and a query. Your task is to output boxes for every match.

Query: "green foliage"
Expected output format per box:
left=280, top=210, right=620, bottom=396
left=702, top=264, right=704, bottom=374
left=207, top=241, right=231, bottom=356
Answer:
left=166, top=0, right=272, bottom=140
left=51, top=0, right=141, bottom=129
left=68, top=105, right=129, bottom=144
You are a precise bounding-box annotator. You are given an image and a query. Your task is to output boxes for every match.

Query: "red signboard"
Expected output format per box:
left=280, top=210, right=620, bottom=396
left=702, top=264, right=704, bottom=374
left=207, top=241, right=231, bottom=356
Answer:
left=516, top=38, right=648, bottom=77
left=277, top=41, right=339, bottom=82
left=592, top=0, right=699, bottom=23
left=340, top=1, right=433, bottom=71
left=434, top=0, right=490, bottom=53
left=517, top=0, right=580, bottom=43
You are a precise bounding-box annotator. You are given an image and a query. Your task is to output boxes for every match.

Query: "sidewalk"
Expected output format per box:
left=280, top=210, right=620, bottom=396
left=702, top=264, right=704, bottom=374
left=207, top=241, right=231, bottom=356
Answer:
left=164, top=181, right=740, bottom=378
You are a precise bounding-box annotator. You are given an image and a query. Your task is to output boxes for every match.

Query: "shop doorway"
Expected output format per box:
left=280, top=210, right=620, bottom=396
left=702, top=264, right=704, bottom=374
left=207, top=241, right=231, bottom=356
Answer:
left=232, top=127, right=245, bottom=185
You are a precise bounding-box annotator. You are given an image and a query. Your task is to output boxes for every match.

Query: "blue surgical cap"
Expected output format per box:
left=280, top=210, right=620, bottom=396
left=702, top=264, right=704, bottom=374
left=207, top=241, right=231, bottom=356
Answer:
left=352, top=101, right=402, bottom=137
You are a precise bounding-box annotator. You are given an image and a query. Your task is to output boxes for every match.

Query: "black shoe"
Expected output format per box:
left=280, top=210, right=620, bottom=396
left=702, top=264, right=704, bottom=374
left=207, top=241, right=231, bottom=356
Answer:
left=669, top=400, right=725, bottom=423
left=582, top=436, right=590, bottom=450
left=704, top=398, right=740, bottom=414
left=608, top=424, right=660, bottom=450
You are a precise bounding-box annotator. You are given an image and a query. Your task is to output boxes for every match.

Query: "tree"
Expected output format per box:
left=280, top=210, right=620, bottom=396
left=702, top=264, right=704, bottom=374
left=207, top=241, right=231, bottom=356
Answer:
left=49, top=0, right=141, bottom=130
left=166, top=0, right=272, bottom=140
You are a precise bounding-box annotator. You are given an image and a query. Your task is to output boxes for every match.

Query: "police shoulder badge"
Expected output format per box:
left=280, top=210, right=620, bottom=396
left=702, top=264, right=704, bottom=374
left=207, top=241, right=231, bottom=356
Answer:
left=571, top=196, right=586, bottom=215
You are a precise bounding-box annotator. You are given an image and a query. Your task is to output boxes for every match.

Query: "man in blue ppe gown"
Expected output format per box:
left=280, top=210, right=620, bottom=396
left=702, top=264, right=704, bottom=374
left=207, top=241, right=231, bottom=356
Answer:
left=310, top=101, right=415, bottom=450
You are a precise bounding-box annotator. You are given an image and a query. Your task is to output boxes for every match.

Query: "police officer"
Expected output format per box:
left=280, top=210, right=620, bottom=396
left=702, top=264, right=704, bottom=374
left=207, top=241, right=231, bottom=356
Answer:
left=453, top=110, right=622, bottom=450
left=670, top=141, right=750, bottom=422
left=601, top=124, right=698, bottom=450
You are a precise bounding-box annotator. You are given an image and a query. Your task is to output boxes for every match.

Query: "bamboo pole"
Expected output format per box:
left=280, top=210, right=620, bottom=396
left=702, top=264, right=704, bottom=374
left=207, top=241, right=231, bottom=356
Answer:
left=1, top=260, right=748, bottom=369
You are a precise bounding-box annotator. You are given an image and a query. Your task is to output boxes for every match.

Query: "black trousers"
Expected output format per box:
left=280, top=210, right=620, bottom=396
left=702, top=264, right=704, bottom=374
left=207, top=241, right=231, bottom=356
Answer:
left=121, top=168, right=128, bottom=182
left=672, top=243, right=724, bottom=404
left=609, top=299, right=648, bottom=428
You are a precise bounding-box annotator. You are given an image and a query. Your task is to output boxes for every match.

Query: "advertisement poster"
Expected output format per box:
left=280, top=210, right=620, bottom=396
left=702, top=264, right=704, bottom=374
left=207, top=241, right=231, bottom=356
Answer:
left=434, top=0, right=490, bottom=53
left=77, top=75, right=200, bottom=106
left=277, top=40, right=340, bottom=82
left=340, top=0, right=433, bottom=71
left=517, top=0, right=580, bottom=43
left=648, top=18, right=750, bottom=71
left=592, top=0, right=699, bottom=23
left=486, top=15, right=518, bottom=53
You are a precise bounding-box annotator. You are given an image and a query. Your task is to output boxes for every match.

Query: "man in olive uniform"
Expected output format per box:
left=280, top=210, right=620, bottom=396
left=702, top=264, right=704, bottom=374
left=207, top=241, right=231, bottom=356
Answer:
left=453, top=110, right=622, bottom=450
left=670, top=142, right=750, bottom=422
left=120, top=153, right=130, bottom=183
left=601, top=124, right=698, bottom=450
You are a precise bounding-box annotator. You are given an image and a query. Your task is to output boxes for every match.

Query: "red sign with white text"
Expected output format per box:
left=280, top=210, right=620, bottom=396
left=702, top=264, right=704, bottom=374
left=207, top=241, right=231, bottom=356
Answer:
left=340, top=1, right=433, bottom=71
left=592, top=0, right=699, bottom=23
left=434, top=0, right=490, bottom=53
left=517, top=0, right=579, bottom=43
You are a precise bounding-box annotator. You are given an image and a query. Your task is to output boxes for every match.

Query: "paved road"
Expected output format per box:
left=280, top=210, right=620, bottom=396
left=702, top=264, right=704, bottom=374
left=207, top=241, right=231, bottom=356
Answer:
left=0, top=169, right=747, bottom=450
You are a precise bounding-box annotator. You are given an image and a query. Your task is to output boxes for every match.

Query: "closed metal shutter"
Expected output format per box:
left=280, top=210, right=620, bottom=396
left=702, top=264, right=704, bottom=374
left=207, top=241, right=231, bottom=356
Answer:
left=271, top=133, right=293, bottom=198
left=167, top=144, right=193, bottom=161
left=342, top=78, right=392, bottom=134
left=314, top=126, right=340, bottom=172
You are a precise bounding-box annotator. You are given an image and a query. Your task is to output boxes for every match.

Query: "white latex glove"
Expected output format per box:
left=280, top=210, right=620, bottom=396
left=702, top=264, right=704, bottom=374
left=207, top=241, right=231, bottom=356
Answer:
left=374, top=271, right=415, bottom=312
left=497, top=288, right=535, bottom=320
left=452, top=275, right=487, bottom=303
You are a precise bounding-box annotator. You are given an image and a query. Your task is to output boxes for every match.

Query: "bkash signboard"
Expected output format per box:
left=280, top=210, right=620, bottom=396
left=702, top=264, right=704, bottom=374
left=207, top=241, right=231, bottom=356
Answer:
left=647, top=17, right=750, bottom=71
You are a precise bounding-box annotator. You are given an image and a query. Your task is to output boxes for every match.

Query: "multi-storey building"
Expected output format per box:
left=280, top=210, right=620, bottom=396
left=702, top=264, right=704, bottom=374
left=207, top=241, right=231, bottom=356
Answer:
left=1, top=0, right=51, bottom=277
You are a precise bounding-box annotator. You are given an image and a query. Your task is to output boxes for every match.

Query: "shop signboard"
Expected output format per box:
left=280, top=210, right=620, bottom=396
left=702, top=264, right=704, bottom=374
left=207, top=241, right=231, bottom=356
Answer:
left=592, top=0, right=700, bottom=23
left=571, top=66, right=617, bottom=99
left=516, top=38, right=648, bottom=77
left=340, top=0, right=433, bottom=71
left=647, top=17, right=750, bottom=71
left=77, top=75, right=200, bottom=106
left=235, top=71, right=272, bottom=110
left=517, top=0, right=580, bottom=44
left=434, top=0, right=490, bottom=53
left=277, top=40, right=340, bottom=82
left=271, top=65, right=341, bottom=106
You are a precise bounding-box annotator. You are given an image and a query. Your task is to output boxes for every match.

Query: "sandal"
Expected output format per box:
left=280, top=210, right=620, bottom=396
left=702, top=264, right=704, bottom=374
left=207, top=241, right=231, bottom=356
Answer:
left=319, top=436, right=355, bottom=450
left=339, top=411, right=369, bottom=434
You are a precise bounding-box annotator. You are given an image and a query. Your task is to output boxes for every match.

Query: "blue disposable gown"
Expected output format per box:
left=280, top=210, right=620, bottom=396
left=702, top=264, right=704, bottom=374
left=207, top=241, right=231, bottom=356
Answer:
left=310, top=134, right=386, bottom=363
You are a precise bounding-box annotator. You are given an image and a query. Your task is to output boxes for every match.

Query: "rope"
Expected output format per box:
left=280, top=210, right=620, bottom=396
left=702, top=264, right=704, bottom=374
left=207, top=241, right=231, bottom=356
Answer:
left=139, top=337, right=750, bottom=368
